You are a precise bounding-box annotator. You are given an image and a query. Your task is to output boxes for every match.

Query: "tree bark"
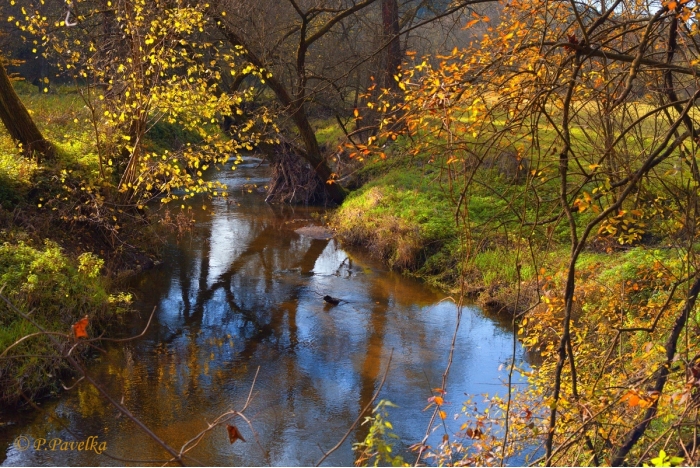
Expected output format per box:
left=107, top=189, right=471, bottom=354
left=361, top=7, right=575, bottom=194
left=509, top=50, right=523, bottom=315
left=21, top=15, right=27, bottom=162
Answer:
left=0, top=60, right=53, bottom=161
left=382, top=0, right=401, bottom=91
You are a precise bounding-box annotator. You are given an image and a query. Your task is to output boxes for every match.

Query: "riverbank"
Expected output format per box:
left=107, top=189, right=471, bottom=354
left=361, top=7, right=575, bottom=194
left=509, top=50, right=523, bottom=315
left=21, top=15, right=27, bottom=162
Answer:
left=0, top=86, right=176, bottom=405
left=330, top=145, right=685, bottom=319
left=330, top=152, right=542, bottom=312
left=3, top=86, right=696, bottom=465
left=328, top=118, right=700, bottom=461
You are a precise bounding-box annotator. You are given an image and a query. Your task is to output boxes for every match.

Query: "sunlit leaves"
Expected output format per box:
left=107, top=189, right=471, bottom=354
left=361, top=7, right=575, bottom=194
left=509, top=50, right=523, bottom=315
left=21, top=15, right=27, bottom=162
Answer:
left=349, top=0, right=700, bottom=464
left=647, top=450, right=684, bottom=467
left=13, top=0, right=278, bottom=206
left=353, top=400, right=406, bottom=467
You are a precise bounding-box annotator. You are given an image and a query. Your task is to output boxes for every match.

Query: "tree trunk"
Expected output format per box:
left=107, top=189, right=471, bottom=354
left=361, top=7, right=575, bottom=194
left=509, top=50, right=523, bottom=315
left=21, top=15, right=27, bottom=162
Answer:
left=214, top=18, right=346, bottom=204
left=0, top=60, right=53, bottom=161
left=290, top=104, right=347, bottom=204
left=382, top=0, right=401, bottom=91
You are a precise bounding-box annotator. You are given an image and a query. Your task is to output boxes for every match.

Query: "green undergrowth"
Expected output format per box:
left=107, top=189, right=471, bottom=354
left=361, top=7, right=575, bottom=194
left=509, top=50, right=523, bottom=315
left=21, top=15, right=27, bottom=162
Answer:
left=312, top=117, right=346, bottom=148
left=0, top=85, right=145, bottom=405
left=0, top=239, right=130, bottom=404
left=0, top=141, right=37, bottom=209
left=334, top=158, right=461, bottom=287
left=145, top=120, right=203, bottom=154
left=333, top=152, right=553, bottom=290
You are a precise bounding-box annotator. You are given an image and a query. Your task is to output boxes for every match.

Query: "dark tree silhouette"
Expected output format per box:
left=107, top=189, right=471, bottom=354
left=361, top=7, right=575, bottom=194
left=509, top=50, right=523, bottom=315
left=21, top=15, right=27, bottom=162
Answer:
left=0, top=59, right=53, bottom=160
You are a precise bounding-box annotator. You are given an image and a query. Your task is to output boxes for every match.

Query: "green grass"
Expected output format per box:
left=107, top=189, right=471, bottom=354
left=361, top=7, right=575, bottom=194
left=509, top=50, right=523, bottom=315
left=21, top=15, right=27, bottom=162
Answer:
left=332, top=106, right=688, bottom=295
left=334, top=159, right=459, bottom=285
left=145, top=119, right=203, bottom=154
left=472, top=247, right=536, bottom=285
left=312, top=117, right=347, bottom=148
left=0, top=140, right=37, bottom=208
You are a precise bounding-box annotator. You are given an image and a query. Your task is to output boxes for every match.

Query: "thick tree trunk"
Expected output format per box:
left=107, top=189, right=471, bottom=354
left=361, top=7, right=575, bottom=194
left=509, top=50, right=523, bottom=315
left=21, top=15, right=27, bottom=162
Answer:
left=0, top=61, right=53, bottom=161
left=290, top=104, right=347, bottom=204
left=382, top=0, right=401, bottom=91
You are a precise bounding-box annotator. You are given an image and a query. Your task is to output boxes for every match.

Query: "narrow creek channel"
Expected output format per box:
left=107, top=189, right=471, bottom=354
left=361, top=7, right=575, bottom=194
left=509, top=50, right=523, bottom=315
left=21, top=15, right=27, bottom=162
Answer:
left=1, top=158, right=528, bottom=466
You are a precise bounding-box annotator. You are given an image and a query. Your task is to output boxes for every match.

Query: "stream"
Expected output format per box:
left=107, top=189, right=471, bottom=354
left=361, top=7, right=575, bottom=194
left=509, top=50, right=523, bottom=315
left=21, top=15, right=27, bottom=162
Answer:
left=0, top=158, right=528, bottom=466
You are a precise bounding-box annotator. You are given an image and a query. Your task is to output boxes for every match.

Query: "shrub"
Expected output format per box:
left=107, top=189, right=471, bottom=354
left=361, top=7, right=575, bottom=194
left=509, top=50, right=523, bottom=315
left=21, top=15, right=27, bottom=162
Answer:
left=0, top=240, right=116, bottom=403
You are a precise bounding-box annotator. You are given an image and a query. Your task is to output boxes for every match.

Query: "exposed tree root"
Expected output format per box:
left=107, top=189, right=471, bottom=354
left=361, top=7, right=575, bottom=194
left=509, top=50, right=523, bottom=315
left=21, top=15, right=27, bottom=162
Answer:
left=265, top=145, right=333, bottom=205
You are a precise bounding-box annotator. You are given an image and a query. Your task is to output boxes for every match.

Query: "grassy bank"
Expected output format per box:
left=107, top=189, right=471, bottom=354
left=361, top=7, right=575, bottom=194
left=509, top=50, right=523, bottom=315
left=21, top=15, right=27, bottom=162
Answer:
left=330, top=134, right=682, bottom=314
left=0, top=84, right=164, bottom=405
left=331, top=149, right=546, bottom=306
left=333, top=156, right=462, bottom=286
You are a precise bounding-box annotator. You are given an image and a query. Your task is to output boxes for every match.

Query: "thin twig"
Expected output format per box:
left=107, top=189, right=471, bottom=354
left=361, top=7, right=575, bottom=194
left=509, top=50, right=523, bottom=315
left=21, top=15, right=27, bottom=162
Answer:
left=315, top=349, right=394, bottom=466
left=175, top=367, right=262, bottom=459
left=414, top=295, right=463, bottom=465
left=0, top=331, right=71, bottom=358
left=99, top=306, right=158, bottom=342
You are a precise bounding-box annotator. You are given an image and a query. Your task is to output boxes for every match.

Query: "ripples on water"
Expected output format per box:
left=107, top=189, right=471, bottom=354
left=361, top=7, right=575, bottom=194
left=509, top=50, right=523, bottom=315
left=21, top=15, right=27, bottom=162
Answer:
left=1, top=159, right=528, bottom=466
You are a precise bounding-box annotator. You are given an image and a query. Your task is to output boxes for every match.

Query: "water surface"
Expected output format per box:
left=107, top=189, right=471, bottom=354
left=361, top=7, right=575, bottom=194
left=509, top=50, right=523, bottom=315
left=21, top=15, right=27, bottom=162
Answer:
left=1, top=159, right=526, bottom=466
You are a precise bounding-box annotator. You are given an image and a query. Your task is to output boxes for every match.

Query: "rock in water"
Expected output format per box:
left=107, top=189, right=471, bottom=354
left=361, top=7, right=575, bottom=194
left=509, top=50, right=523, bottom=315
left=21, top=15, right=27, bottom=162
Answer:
left=295, top=225, right=334, bottom=240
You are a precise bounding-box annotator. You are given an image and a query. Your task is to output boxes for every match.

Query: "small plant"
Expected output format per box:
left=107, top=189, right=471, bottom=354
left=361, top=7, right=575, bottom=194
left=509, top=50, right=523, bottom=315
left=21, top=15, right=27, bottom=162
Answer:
left=353, top=399, right=407, bottom=467
left=644, top=450, right=684, bottom=467
left=0, top=241, right=113, bottom=403
left=77, top=252, right=104, bottom=278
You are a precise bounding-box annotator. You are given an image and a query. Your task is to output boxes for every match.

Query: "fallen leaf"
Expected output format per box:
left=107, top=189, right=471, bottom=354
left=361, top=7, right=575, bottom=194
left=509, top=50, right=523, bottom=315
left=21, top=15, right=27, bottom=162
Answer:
left=72, top=316, right=89, bottom=339
left=226, top=424, right=246, bottom=444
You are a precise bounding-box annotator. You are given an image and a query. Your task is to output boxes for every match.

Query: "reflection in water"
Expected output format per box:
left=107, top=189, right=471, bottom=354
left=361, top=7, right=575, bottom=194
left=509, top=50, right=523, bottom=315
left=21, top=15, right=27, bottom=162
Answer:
left=1, top=160, right=527, bottom=466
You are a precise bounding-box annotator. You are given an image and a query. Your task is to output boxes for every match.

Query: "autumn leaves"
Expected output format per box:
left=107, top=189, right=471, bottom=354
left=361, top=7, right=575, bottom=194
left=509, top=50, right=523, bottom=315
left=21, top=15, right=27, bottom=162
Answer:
left=71, top=315, right=89, bottom=339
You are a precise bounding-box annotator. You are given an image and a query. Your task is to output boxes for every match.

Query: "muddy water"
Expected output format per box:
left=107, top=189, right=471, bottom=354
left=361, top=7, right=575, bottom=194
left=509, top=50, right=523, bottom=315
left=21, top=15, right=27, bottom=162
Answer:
left=1, top=159, right=527, bottom=466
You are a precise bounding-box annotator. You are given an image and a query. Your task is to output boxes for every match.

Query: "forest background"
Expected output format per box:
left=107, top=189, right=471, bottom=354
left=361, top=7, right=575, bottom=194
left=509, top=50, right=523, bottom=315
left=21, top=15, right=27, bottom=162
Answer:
left=1, top=0, right=700, bottom=466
